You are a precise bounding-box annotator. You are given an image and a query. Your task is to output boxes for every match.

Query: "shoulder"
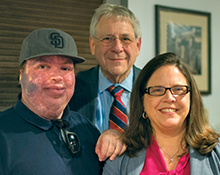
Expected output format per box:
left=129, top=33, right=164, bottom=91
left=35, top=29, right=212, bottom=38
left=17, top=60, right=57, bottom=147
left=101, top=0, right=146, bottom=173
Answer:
left=73, top=65, right=99, bottom=91
left=76, top=65, right=99, bottom=81
left=206, top=138, right=220, bottom=164
left=190, top=137, right=220, bottom=174
left=190, top=138, right=220, bottom=159
left=102, top=150, right=146, bottom=175
left=133, top=65, right=141, bottom=72
left=68, top=110, right=97, bottom=128
left=102, top=154, right=128, bottom=175
left=68, top=110, right=100, bottom=137
left=133, top=65, right=141, bottom=81
left=0, top=106, right=15, bottom=116
left=0, top=107, right=17, bottom=126
left=212, top=137, right=220, bottom=158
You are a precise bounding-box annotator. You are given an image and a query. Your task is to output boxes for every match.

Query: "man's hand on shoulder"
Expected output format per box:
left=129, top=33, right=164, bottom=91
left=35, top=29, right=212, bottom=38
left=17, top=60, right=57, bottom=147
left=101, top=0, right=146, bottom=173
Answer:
left=95, top=129, right=127, bottom=161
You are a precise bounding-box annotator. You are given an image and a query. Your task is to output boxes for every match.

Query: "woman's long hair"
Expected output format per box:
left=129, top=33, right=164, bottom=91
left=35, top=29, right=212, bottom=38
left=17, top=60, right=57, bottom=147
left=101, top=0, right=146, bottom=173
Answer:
left=123, top=52, right=219, bottom=157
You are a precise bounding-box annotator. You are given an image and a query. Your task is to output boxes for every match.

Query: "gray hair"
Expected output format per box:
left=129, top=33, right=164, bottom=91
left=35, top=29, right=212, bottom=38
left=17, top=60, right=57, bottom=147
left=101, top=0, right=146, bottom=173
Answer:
left=90, top=3, right=142, bottom=41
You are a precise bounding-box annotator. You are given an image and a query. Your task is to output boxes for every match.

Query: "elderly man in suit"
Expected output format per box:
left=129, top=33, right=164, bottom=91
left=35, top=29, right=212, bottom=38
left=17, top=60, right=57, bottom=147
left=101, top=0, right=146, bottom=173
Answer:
left=68, top=3, right=142, bottom=161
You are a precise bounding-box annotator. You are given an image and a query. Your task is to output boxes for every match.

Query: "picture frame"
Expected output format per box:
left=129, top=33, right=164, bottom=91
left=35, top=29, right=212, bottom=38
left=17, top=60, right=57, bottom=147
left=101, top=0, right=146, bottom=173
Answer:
left=155, top=5, right=211, bottom=94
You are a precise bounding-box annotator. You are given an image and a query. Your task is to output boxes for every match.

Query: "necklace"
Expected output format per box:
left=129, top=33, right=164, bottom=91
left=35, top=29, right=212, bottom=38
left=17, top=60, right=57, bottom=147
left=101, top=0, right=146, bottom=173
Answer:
left=159, top=146, right=181, bottom=162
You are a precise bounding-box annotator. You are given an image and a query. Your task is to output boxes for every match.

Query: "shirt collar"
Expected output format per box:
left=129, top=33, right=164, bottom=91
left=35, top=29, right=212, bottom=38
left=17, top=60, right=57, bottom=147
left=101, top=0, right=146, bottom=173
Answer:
left=98, top=66, right=133, bottom=93
left=14, top=93, right=70, bottom=131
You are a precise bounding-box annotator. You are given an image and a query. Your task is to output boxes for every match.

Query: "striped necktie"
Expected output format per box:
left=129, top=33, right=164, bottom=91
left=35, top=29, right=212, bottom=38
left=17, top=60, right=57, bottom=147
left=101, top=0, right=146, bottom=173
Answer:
left=107, top=85, right=128, bottom=133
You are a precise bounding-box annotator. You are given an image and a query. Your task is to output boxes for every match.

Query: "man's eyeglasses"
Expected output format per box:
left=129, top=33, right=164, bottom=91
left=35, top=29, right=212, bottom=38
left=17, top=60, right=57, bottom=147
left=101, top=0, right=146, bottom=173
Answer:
left=93, top=34, right=135, bottom=46
left=52, top=119, right=80, bottom=156
left=145, top=85, right=190, bottom=96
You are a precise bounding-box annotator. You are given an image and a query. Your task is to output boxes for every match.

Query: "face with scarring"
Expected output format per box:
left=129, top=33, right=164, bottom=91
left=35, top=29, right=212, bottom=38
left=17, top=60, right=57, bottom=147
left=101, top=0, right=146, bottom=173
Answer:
left=19, top=55, right=75, bottom=120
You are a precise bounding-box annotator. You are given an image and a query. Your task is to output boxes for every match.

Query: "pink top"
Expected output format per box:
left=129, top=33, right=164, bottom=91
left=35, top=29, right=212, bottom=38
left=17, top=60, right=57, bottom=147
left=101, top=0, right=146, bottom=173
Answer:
left=140, top=138, right=190, bottom=175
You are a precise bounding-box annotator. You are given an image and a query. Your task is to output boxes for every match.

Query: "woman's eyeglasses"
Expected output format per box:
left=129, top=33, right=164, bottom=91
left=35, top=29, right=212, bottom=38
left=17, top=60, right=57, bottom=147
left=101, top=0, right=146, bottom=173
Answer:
left=52, top=119, right=80, bottom=156
left=145, top=85, right=190, bottom=96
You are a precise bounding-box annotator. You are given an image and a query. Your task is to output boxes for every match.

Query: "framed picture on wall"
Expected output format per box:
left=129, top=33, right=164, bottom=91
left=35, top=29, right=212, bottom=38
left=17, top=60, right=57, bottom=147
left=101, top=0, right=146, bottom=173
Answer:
left=155, top=5, right=211, bottom=94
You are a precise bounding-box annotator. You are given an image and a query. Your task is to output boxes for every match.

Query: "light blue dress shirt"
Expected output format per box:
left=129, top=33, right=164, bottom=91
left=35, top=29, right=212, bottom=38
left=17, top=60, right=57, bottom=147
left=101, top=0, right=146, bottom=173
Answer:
left=95, top=67, right=133, bottom=133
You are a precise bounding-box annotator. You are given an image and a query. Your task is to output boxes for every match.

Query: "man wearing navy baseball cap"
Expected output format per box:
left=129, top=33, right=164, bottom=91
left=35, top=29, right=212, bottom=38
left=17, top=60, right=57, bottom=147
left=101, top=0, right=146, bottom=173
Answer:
left=0, top=28, right=124, bottom=175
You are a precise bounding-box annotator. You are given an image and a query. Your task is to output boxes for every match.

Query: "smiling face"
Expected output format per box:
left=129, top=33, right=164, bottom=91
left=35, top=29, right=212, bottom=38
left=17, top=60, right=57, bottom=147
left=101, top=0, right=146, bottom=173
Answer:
left=89, top=16, right=141, bottom=83
left=19, top=55, right=75, bottom=120
left=143, top=65, right=190, bottom=134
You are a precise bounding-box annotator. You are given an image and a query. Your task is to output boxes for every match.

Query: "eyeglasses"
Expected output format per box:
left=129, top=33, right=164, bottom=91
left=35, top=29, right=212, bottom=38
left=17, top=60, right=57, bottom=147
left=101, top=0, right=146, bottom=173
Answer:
left=93, top=34, right=135, bottom=46
left=145, top=85, right=190, bottom=96
left=52, top=119, right=80, bottom=156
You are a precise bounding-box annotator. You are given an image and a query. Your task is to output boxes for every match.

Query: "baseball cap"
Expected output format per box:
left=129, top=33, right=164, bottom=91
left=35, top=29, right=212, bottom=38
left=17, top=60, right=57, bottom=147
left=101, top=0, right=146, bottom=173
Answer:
left=19, top=28, right=85, bottom=66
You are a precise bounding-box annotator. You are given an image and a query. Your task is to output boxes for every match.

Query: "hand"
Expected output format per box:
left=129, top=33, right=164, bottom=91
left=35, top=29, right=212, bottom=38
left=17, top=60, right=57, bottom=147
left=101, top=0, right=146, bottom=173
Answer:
left=95, top=129, right=127, bottom=161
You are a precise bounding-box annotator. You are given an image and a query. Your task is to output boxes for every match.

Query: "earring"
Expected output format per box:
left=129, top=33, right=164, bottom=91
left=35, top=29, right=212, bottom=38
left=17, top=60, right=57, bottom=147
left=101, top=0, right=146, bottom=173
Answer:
left=142, top=112, right=147, bottom=119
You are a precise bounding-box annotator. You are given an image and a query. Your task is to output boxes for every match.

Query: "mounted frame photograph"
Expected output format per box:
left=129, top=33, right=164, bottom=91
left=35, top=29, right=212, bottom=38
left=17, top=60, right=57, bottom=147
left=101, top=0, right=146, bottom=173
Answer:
left=155, top=5, right=211, bottom=94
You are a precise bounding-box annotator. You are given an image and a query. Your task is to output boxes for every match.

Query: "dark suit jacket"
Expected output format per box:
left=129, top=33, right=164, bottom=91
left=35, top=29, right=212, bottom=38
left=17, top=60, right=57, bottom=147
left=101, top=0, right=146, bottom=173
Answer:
left=68, top=65, right=141, bottom=124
